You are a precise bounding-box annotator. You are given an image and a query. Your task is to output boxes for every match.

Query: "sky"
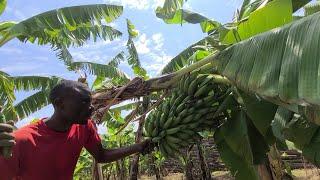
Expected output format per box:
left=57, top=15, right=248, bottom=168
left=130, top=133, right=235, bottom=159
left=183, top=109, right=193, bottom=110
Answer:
left=0, top=0, right=244, bottom=131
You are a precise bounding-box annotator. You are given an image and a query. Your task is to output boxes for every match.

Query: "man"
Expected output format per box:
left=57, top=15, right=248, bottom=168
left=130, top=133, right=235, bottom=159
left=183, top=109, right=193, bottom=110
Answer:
left=0, top=80, right=152, bottom=180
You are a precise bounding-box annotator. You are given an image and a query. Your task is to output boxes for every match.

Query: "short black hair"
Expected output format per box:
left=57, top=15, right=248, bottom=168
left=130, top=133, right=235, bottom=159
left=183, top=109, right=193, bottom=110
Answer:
left=49, top=80, right=91, bottom=104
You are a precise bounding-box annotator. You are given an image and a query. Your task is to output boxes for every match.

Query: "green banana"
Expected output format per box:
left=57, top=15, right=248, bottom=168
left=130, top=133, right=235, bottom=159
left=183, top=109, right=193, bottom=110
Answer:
left=159, top=142, right=169, bottom=158
left=194, top=83, right=211, bottom=97
left=159, top=113, right=167, bottom=128
left=163, top=117, right=174, bottom=129
left=146, top=113, right=155, bottom=135
left=188, top=77, right=199, bottom=96
left=179, top=109, right=188, bottom=118
left=166, top=135, right=181, bottom=144
left=159, top=130, right=167, bottom=138
left=144, top=119, right=150, bottom=137
left=188, top=121, right=200, bottom=129
left=171, top=95, right=185, bottom=111
left=197, top=74, right=210, bottom=83
left=176, top=131, right=191, bottom=140
left=181, top=129, right=195, bottom=136
left=182, top=96, right=191, bottom=103
left=152, top=136, right=162, bottom=143
left=197, top=108, right=212, bottom=115
left=166, top=127, right=181, bottom=135
left=153, top=114, right=160, bottom=129
left=162, top=101, right=170, bottom=116
left=151, top=126, right=159, bottom=137
left=166, top=139, right=180, bottom=152
left=179, top=75, right=187, bottom=90
left=183, top=75, right=191, bottom=93
left=188, top=107, right=196, bottom=113
left=195, top=99, right=205, bottom=108
left=175, top=102, right=186, bottom=114
left=170, top=116, right=181, bottom=127
left=199, top=75, right=213, bottom=87
left=143, top=128, right=150, bottom=137
left=203, top=93, right=215, bottom=104
left=162, top=140, right=175, bottom=157
left=181, top=114, right=194, bottom=124
left=194, top=113, right=203, bottom=120
left=169, top=94, right=177, bottom=106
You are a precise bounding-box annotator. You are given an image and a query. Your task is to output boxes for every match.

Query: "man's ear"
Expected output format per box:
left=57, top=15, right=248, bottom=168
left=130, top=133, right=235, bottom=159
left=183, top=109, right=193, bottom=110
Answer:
left=53, top=98, right=64, bottom=110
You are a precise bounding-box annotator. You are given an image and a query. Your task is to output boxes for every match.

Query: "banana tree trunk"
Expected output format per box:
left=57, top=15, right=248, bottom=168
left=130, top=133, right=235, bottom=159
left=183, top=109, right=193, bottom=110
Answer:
left=267, top=144, right=293, bottom=180
left=185, top=146, right=195, bottom=180
left=196, top=140, right=212, bottom=180
left=129, top=98, right=149, bottom=180
left=92, top=158, right=103, bottom=180
left=92, top=54, right=224, bottom=108
left=257, top=164, right=273, bottom=180
left=120, top=158, right=127, bottom=180
left=116, top=160, right=121, bottom=179
left=148, top=153, right=161, bottom=180
left=129, top=154, right=140, bottom=180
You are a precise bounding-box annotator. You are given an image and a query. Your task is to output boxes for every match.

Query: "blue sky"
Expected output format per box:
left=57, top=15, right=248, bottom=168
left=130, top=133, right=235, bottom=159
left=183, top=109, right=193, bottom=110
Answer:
left=0, top=0, right=243, bottom=130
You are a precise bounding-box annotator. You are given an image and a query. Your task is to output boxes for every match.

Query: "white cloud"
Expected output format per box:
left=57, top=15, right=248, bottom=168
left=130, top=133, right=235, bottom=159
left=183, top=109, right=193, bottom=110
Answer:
left=143, top=52, right=172, bottom=75
left=105, top=0, right=150, bottom=10
left=6, top=6, right=27, bottom=20
left=69, top=38, right=126, bottom=64
left=109, top=22, right=118, bottom=28
left=33, top=56, right=50, bottom=62
left=0, top=47, right=23, bottom=54
left=0, top=62, right=42, bottom=74
left=152, top=33, right=164, bottom=51
left=152, top=53, right=172, bottom=64
left=184, top=2, right=193, bottom=10
left=151, top=0, right=165, bottom=9
left=104, top=0, right=167, bottom=10
left=71, top=50, right=109, bottom=63
left=135, top=33, right=150, bottom=54
left=226, top=0, right=244, bottom=8
left=81, top=40, right=113, bottom=49
left=135, top=32, right=165, bottom=54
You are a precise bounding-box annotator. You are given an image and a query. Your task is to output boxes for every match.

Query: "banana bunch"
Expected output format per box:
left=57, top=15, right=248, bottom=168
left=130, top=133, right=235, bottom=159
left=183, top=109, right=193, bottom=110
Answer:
left=144, top=73, right=226, bottom=158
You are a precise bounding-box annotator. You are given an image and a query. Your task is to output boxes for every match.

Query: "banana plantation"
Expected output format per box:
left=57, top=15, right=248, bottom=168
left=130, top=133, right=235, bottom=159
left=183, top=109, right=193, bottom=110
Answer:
left=3, top=0, right=320, bottom=179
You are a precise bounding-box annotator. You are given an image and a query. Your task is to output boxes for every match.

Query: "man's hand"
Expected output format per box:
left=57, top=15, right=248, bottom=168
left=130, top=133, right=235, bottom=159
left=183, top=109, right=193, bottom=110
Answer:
left=138, top=139, right=156, bottom=155
left=0, top=123, right=15, bottom=158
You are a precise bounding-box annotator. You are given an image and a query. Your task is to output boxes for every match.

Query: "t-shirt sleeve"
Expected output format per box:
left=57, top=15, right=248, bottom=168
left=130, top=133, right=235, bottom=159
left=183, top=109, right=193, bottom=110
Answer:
left=83, top=120, right=101, bottom=151
left=0, top=138, right=21, bottom=179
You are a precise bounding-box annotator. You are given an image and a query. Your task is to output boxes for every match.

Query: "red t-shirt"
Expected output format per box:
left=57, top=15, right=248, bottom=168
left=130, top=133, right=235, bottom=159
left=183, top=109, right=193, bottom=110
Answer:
left=0, top=119, right=101, bottom=180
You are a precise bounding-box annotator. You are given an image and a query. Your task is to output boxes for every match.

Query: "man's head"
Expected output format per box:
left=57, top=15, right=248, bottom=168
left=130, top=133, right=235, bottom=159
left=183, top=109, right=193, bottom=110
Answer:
left=49, top=80, right=93, bottom=125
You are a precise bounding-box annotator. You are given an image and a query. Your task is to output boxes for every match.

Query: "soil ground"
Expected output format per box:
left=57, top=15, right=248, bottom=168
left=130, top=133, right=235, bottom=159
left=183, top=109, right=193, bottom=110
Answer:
left=139, top=168, right=320, bottom=180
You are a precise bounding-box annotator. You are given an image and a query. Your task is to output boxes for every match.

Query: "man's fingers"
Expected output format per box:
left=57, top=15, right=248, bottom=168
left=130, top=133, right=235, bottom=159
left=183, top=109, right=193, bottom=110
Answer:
left=0, top=139, right=15, bottom=147
left=0, top=124, right=13, bottom=132
left=0, top=132, right=14, bottom=140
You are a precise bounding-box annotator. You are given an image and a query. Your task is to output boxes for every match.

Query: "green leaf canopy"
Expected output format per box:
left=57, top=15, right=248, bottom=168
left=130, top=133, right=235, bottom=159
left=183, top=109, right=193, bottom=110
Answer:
left=0, top=4, right=123, bottom=47
left=215, top=11, right=320, bottom=123
left=126, top=19, right=148, bottom=78
left=0, top=0, right=6, bottom=16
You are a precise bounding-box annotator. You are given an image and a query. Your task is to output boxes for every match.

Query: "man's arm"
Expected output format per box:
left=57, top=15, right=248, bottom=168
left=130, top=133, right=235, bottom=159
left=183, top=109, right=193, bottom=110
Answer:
left=84, top=120, right=152, bottom=163
left=87, top=141, right=148, bottom=163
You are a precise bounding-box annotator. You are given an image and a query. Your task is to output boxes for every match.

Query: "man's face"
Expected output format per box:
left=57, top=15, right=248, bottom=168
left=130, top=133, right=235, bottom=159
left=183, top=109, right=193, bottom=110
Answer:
left=60, top=88, right=94, bottom=125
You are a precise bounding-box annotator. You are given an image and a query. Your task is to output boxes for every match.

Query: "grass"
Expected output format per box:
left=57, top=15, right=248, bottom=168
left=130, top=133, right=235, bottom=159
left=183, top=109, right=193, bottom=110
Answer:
left=292, top=168, right=320, bottom=180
